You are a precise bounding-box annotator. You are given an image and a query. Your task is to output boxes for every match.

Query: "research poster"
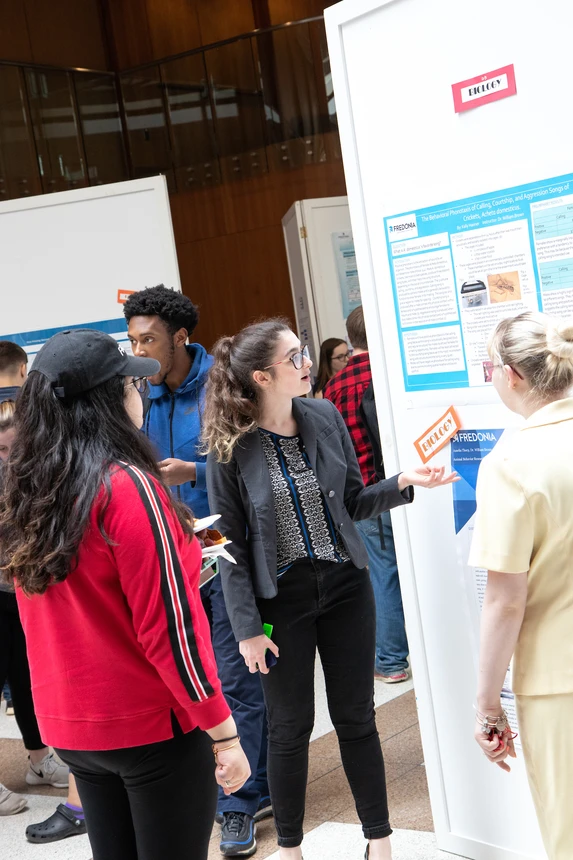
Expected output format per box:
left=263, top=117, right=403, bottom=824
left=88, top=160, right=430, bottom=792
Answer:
left=384, top=171, right=573, bottom=392
left=2, top=317, right=130, bottom=362
left=332, top=230, right=361, bottom=319
left=451, top=428, right=520, bottom=744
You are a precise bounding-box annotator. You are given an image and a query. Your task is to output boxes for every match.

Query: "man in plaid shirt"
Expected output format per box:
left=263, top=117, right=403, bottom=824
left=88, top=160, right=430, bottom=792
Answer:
left=323, top=306, right=409, bottom=683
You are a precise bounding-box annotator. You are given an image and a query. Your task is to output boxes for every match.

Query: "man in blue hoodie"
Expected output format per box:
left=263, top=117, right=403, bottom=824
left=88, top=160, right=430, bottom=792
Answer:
left=124, top=286, right=269, bottom=858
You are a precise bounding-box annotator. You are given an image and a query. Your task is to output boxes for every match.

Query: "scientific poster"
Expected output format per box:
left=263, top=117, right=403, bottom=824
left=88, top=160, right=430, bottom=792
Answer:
left=332, top=230, right=361, bottom=319
left=384, top=171, right=573, bottom=392
left=451, top=428, right=520, bottom=745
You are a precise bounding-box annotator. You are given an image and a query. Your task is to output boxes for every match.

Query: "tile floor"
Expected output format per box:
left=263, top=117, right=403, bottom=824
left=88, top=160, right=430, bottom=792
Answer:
left=0, top=664, right=455, bottom=860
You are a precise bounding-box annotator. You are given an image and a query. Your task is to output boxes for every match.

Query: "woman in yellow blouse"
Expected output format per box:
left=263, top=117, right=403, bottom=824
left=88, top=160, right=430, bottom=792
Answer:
left=470, top=311, right=573, bottom=860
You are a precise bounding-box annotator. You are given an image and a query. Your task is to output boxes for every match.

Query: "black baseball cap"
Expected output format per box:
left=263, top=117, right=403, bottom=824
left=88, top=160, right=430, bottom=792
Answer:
left=31, top=329, right=160, bottom=399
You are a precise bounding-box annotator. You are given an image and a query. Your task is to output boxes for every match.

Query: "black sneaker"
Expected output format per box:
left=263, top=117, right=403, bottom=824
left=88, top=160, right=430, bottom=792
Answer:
left=220, top=811, right=256, bottom=857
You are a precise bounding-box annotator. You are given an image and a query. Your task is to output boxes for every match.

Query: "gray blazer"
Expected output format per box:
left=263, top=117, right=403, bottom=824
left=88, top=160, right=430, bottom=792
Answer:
left=206, top=397, right=413, bottom=641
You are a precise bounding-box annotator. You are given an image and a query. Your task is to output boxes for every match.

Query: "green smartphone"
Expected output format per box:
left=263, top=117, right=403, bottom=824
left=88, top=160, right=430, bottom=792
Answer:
left=263, top=623, right=277, bottom=668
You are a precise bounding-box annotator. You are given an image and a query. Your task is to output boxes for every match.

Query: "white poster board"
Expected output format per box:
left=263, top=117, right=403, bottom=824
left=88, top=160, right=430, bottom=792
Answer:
left=0, top=176, right=180, bottom=357
left=283, top=196, right=359, bottom=365
left=325, top=0, right=573, bottom=857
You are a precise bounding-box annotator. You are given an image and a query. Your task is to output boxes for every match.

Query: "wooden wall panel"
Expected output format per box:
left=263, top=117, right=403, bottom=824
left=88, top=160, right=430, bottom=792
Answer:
left=106, top=0, right=259, bottom=69
left=145, top=0, right=202, bottom=58
left=196, top=0, right=255, bottom=47
left=267, top=0, right=336, bottom=24
left=0, top=0, right=33, bottom=63
left=179, top=226, right=296, bottom=350
left=172, top=153, right=346, bottom=350
left=171, top=154, right=346, bottom=244
left=24, top=0, right=110, bottom=69
left=103, top=0, right=153, bottom=69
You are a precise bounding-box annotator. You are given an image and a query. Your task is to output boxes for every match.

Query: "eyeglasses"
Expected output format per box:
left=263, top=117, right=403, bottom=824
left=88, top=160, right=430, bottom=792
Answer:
left=332, top=352, right=350, bottom=363
left=264, top=345, right=311, bottom=371
left=125, top=376, right=149, bottom=395
left=483, top=360, right=524, bottom=381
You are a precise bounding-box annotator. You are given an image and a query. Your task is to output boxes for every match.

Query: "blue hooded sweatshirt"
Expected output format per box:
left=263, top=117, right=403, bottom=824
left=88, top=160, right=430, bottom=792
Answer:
left=143, top=343, right=213, bottom=518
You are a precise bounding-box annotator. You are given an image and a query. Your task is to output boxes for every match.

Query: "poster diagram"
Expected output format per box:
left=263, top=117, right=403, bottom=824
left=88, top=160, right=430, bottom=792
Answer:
left=332, top=231, right=361, bottom=319
left=384, top=171, right=573, bottom=391
left=451, top=428, right=520, bottom=745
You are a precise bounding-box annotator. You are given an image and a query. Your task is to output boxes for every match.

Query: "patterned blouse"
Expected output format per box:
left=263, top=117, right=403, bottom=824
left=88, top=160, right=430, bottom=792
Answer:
left=259, top=429, right=350, bottom=574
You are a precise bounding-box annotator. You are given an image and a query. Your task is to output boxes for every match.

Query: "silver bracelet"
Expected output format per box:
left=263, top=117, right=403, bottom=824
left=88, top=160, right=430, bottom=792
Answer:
left=474, top=706, right=510, bottom=735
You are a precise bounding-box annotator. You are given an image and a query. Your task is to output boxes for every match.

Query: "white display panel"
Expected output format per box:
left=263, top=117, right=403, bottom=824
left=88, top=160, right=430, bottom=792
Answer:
left=283, top=197, right=357, bottom=364
left=299, top=196, right=354, bottom=341
left=325, top=0, right=573, bottom=857
left=0, top=176, right=180, bottom=357
left=282, top=201, right=322, bottom=365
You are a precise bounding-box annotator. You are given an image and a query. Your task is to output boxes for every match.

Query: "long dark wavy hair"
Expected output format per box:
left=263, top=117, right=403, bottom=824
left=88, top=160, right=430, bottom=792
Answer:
left=0, top=372, right=193, bottom=595
left=202, top=317, right=291, bottom=463
left=312, top=337, right=346, bottom=396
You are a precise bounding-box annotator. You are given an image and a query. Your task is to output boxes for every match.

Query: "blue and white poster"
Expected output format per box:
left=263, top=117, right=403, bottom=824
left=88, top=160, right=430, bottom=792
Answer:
left=384, top=172, right=573, bottom=392
left=451, top=427, right=519, bottom=740
left=451, top=428, right=504, bottom=534
left=332, top=231, right=361, bottom=319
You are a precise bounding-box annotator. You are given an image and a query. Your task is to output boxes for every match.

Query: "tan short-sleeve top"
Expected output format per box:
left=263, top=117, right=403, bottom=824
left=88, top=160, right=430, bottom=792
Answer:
left=469, top=398, right=573, bottom=696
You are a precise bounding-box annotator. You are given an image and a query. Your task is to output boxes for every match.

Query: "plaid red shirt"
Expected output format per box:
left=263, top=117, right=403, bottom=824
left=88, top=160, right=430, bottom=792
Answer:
left=323, top=352, right=377, bottom=486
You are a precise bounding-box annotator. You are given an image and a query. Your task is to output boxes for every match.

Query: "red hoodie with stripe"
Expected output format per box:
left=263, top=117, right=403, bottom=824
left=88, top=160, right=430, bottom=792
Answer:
left=16, top=465, right=231, bottom=751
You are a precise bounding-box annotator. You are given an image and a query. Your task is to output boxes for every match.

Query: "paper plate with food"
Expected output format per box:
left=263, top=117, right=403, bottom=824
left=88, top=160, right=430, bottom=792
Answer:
left=194, top=519, right=236, bottom=566
left=193, top=514, right=221, bottom=533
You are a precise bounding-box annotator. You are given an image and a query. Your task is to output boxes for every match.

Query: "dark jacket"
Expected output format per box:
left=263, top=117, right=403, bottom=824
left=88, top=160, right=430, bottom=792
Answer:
left=144, top=344, right=213, bottom=517
left=0, top=385, right=21, bottom=404
left=207, top=397, right=413, bottom=641
left=359, top=382, right=385, bottom=480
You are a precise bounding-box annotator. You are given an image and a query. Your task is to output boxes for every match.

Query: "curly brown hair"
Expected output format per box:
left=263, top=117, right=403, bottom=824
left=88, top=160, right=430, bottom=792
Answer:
left=202, top=317, right=291, bottom=463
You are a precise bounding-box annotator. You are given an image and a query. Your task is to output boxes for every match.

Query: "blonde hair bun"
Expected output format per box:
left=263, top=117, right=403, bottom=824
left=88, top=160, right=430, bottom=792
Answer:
left=546, top=319, right=573, bottom=362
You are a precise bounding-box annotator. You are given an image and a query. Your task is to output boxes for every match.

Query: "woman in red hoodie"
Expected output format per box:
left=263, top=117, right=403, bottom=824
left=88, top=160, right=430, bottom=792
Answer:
left=0, top=329, right=249, bottom=860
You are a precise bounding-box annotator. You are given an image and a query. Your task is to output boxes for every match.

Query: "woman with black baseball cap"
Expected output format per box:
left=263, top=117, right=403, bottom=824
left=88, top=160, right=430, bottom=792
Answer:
left=0, top=329, right=249, bottom=860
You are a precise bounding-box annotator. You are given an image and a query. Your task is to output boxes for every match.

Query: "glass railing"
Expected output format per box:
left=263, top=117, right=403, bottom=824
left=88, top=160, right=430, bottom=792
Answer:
left=0, top=17, right=339, bottom=202
left=0, top=62, right=128, bottom=200
left=118, top=16, right=340, bottom=192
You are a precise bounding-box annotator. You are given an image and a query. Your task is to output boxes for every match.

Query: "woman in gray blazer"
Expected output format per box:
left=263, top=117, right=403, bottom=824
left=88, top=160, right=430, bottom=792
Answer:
left=204, top=318, right=456, bottom=860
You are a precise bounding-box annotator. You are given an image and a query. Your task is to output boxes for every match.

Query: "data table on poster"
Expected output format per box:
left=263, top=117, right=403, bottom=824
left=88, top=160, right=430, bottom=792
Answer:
left=538, top=257, right=573, bottom=292
left=533, top=202, right=573, bottom=239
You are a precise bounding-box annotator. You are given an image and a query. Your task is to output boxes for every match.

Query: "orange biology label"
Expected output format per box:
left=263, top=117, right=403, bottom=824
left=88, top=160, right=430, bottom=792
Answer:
left=414, top=406, right=461, bottom=463
left=117, top=289, right=136, bottom=304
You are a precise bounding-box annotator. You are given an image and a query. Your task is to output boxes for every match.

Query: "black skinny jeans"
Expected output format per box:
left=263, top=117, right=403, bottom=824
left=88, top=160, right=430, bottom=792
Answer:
left=257, top=559, right=392, bottom=848
left=56, top=722, right=216, bottom=860
left=0, top=590, right=44, bottom=750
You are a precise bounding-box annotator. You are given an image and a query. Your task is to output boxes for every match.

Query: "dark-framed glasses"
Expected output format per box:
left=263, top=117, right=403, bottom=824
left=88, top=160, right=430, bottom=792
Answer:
left=125, top=376, right=149, bottom=396
left=264, top=344, right=311, bottom=371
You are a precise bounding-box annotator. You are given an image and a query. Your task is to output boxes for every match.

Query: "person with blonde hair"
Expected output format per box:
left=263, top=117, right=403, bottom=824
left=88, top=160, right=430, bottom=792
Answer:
left=471, top=311, right=573, bottom=860
left=203, top=317, right=457, bottom=860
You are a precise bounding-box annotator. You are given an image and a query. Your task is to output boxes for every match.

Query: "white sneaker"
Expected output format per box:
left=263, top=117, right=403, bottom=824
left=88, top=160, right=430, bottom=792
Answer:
left=0, top=783, right=27, bottom=815
left=26, top=752, right=69, bottom=789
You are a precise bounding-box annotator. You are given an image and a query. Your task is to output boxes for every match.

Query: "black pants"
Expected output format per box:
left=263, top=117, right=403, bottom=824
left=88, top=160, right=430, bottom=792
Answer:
left=56, top=724, right=216, bottom=860
left=0, top=590, right=44, bottom=750
left=257, top=559, right=392, bottom=848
